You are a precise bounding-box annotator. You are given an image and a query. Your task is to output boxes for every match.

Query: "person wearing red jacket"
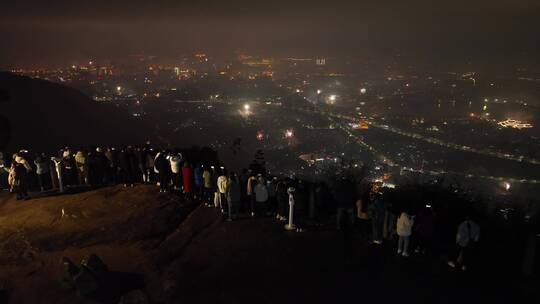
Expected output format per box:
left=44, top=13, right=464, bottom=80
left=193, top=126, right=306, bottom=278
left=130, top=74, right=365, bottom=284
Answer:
left=182, top=162, right=192, bottom=195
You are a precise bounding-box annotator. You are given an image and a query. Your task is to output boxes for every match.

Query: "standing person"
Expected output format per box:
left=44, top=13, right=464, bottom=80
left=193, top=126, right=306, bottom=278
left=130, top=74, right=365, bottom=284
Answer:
left=136, top=147, right=147, bottom=184
left=182, top=162, right=192, bottom=197
left=34, top=153, right=51, bottom=191
left=267, top=177, right=277, bottom=216
left=74, top=149, right=87, bottom=186
left=0, top=152, right=9, bottom=191
left=313, top=182, right=328, bottom=223
left=104, top=147, right=118, bottom=185
left=217, top=169, right=229, bottom=214
left=246, top=172, right=258, bottom=217
left=146, top=148, right=156, bottom=183
left=333, top=176, right=357, bottom=231
left=253, top=177, right=269, bottom=217
left=356, top=190, right=371, bottom=241
left=294, top=179, right=308, bottom=220
left=368, top=184, right=385, bottom=245
left=119, top=147, right=137, bottom=188
left=396, top=210, right=415, bottom=257
left=275, top=178, right=289, bottom=221
left=94, top=147, right=109, bottom=186
left=169, top=154, right=182, bottom=191
left=414, top=205, right=435, bottom=254
left=13, top=160, right=30, bottom=200
left=211, top=166, right=219, bottom=207
left=86, top=150, right=98, bottom=187
left=239, top=169, right=249, bottom=213
left=202, top=166, right=212, bottom=206
left=227, top=172, right=241, bottom=221
left=61, top=150, right=77, bottom=187
left=383, top=195, right=398, bottom=240
left=154, top=151, right=169, bottom=193
left=448, top=216, right=480, bottom=271
left=193, top=164, right=203, bottom=199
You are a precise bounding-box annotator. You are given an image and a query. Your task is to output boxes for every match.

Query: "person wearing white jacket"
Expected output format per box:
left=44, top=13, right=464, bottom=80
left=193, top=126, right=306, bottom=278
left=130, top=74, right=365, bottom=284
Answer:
left=217, top=170, right=229, bottom=213
left=396, top=211, right=415, bottom=257
left=169, top=155, right=182, bottom=191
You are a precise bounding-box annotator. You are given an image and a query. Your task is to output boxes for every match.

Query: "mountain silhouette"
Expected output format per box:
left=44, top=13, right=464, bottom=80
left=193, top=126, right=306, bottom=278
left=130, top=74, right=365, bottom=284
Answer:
left=0, top=72, right=150, bottom=152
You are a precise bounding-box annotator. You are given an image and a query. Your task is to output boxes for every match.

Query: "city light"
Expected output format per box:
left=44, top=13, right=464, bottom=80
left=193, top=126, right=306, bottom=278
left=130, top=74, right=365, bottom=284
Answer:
left=317, top=89, right=322, bottom=95
left=256, top=131, right=264, bottom=141
left=360, top=88, right=367, bottom=94
left=284, top=129, right=294, bottom=138
left=498, top=119, right=533, bottom=130
left=244, top=104, right=250, bottom=111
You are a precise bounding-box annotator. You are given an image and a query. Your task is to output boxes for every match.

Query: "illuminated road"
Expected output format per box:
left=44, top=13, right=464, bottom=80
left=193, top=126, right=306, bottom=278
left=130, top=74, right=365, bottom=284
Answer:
left=297, top=106, right=540, bottom=185
left=330, top=113, right=540, bottom=166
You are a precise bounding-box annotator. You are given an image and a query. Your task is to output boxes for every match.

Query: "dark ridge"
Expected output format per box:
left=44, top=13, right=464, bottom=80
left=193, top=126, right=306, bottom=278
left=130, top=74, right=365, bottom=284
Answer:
left=0, top=72, right=151, bottom=153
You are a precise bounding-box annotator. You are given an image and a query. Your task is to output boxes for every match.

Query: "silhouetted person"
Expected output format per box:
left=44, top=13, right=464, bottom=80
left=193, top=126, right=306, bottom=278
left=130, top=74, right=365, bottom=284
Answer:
left=182, top=162, right=192, bottom=195
left=227, top=172, right=241, bottom=220
left=169, top=154, right=182, bottom=191
left=154, top=151, right=169, bottom=192
left=414, top=206, right=435, bottom=254
left=12, top=160, right=30, bottom=200
left=368, top=184, right=385, bottom=244
left=253, top=176, right=268, bottom=217
left=275, top=178, right=290, bottom=221
left=396, top=210, right=415, bottom=257
left=34, top=153, right=51, bottom=191
left=333, top=177, right=357, bottom=231
left=448, top=216, right=480, bottom=271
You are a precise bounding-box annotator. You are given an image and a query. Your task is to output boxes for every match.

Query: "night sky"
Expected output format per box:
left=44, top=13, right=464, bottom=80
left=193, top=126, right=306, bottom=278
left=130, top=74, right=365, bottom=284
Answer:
left=1, top=0, right=539, bottom=68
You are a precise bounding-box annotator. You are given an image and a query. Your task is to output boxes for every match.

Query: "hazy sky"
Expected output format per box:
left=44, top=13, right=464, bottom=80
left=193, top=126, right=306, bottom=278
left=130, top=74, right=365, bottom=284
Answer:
left=1, top=0, right=539, bottom=68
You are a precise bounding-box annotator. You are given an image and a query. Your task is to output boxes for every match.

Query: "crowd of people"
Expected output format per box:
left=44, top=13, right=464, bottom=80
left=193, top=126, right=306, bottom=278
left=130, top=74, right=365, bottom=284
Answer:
left=0, top=146, right=481, bottom=272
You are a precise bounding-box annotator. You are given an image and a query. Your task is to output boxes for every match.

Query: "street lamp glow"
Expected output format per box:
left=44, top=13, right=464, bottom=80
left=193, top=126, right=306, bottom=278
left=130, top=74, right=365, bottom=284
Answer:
left=329, top=95, right=336, bottom=102
left=116, top=86, right=122, bottom=92
left=317, top=89, right=322, bottom=95
left=244, top=104, right=250, bottom=111
left=360, top=88, right=367, bottom=94
left=504, top=182, right=511, bottom=191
